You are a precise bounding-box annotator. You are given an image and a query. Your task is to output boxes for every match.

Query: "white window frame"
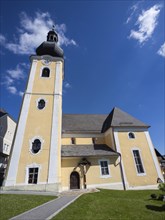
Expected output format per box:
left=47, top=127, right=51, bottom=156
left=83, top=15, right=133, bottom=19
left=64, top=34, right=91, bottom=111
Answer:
left=98, top=159, right=111, bottom=178
left=40, top=66, right=51, bottom=78
left=131, top=148, right=146, bottom=176
left=128, top=132, right=136, bottom=139
left=29, top=136, right=44, bottom=155
left=25, top=163, right=41, bottom=185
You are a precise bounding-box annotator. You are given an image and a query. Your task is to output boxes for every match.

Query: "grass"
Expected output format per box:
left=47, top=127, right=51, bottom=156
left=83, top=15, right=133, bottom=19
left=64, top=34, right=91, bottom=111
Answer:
left=0, top=194, right=56, bottom=220
left=53, top=189, right=165, bottom=220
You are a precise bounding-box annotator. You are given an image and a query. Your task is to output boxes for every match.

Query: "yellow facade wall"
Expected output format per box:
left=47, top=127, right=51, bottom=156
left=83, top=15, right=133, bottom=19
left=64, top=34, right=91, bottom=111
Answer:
left=105, top=129, right=116, bottom=150
left=61, top=156, right=121, bottom=189
left=118, top=131, right=158, bottom=187
left=16, top=60, right=62, bottom=184
left=62, top=138, right=71, bottom=145
left=62, top=137, right=105, bottom=145
left=32, top=61, right=56, bottom=94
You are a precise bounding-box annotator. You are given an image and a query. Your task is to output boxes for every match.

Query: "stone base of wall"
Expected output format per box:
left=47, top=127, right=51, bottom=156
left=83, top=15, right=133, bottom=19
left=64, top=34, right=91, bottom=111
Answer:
left=128, top=184, right=159, bottom=190
left=87, top=182, right=124, bottom=190
left=2, top=183, right=62, bottom=192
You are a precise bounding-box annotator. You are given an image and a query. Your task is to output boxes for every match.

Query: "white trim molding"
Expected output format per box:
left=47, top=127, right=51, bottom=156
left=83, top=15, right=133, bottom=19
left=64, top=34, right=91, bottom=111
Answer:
left=113, top=130, right=129, bottom=189
left=26, top=59, right=37, bottom=93
left=41, top=59, right=51, bottom=66
left=48, top=61, right=63, bottom=184
left=4, top=94, right=32, bottom=186
left=144, top=131, right=164, bottom=181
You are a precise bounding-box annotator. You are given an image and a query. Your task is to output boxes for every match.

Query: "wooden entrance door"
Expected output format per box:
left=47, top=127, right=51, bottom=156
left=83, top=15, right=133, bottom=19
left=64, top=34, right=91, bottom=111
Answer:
left=70, top=171, right=80, bottom=189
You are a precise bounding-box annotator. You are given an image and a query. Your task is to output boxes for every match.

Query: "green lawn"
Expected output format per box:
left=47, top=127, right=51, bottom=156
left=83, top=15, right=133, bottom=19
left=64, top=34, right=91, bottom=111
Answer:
left=54, top=189, right=165, bottom=220
left=0, top=194, right=56, bottom=220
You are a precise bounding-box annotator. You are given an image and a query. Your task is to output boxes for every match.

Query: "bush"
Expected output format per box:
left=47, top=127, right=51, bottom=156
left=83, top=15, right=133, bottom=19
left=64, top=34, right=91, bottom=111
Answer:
left=158, top=183, right=165, bottom=192
left=150, top=194, right=157, bottom=199
left=158, top=194, right=164, bottom=201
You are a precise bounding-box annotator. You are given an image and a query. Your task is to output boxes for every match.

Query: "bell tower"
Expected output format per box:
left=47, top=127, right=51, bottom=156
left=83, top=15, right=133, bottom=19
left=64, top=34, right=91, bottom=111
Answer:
left=4, top=28, right=64, bottom=191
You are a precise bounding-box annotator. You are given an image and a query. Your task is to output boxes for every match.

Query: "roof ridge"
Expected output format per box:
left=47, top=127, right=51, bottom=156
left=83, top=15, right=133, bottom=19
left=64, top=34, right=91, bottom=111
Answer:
left=101, top=107, right=149, bottom=132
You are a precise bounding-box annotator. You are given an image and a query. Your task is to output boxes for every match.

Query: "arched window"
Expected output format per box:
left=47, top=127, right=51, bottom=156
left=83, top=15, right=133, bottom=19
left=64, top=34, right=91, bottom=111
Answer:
left=38, top=99, right=45, bottom=110
left=128, top=132, right=135, bottom=139
left=41, top=67, right=50, bottom=77
left=92, top=137, right=96, bottom=144
left=32, top=139, right=41, bottom=154
left=71, top=138, right=76, bottom=144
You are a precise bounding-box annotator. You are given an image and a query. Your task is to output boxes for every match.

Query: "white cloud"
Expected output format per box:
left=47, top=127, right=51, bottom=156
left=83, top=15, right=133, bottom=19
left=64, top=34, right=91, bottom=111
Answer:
left=126, top=3, right=139, bottom=24
left=2, top=62, right=28, bottom=96
left=0, top=34, right=6, bottom=44
left=7, top=63, right=26, bottom=79
left=5, top=76, right=14, bottom=86
left=0, top=11, right=76, bottom=55
left=64, top=82, right=71, bottom=89
left=7, top=86, right=17, bottom=95
left=19, top=91, right=24, bottom=97
left=157, top=42, right=165, bottom=57
left=129, top=5, right=161, bottom=44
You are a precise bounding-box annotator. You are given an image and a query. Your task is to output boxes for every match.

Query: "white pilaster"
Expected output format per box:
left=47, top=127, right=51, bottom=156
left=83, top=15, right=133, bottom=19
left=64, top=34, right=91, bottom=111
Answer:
left=4, top=60, right=37, bottom=186
left=114, top=130, right=129, bottom=189
left=144, top=131, right=164, bottom=181
left=48, top=62, right=62, bottom=183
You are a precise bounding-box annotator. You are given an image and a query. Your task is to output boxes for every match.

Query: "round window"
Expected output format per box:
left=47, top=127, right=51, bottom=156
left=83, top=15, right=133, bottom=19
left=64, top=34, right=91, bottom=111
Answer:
left=38, top=99, right=45, bottom=110
left=32, top=139, right=41, bottom=154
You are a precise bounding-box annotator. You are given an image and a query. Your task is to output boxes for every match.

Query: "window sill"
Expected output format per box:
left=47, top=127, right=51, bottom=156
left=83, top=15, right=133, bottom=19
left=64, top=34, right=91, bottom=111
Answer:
left=137, top=173, right=146, bottom=176
left=100, top=175, right=111, bottom=179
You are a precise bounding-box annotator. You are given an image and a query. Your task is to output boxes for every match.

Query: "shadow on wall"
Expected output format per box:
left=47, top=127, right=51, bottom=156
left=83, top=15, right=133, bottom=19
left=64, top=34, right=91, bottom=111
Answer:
left=146, top=204, right=165, bottom=212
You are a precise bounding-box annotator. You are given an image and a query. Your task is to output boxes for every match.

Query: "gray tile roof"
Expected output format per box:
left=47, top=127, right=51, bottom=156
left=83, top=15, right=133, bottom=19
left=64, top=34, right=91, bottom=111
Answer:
left=62, top=107, right=149, bottom=134
left=0, top=109, right=7, bottom=118
left=61, top=144, right=119, bottom=157
left=101, top=107, right=149, bottom=132
left=62, top=114, right=107, bottom=133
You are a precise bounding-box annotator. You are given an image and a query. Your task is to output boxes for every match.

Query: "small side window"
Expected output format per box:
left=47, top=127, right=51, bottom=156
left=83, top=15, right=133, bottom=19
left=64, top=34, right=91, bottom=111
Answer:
left=128, top=132, right=135, bottom=139
left=41, top=67, right=50, bottom=77
left=99, top=159, right=110, bottom=177
left=28, top=167, right=39, bottom=184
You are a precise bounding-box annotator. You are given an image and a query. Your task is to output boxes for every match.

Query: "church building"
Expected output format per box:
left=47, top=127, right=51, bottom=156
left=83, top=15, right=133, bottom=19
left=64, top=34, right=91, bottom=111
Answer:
left=4, top=29, right=163, bottom=192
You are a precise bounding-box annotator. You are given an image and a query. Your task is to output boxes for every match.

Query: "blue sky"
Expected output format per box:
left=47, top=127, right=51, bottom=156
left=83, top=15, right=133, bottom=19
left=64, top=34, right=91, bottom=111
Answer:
left=0, top=0, right=164, bottom=154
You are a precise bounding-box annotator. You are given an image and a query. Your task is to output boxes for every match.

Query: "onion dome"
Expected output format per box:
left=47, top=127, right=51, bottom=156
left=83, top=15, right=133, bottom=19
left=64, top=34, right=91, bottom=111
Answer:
left=36, top=26, right=63, bottom=58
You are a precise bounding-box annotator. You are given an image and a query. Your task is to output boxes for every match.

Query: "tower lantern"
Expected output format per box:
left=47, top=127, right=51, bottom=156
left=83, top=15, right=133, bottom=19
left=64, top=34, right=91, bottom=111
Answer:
left=47, top=27, right=58, bottom=42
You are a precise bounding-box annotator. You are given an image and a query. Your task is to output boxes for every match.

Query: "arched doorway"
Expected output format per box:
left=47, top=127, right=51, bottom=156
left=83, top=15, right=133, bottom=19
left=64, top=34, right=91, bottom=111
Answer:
left=70, top=171, right=80, bottom=189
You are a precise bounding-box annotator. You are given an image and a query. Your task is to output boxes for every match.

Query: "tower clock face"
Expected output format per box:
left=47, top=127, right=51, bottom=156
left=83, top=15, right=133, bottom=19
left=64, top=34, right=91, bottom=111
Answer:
left=42, top=59, right=51, bottom=65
